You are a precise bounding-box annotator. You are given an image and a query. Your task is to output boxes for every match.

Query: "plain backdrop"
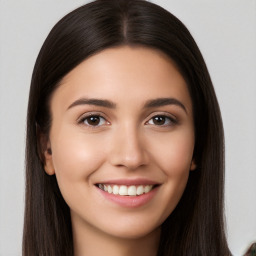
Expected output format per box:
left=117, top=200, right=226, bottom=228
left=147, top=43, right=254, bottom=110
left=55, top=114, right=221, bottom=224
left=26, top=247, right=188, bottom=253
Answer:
left=0, top=0, right=255, bottom=255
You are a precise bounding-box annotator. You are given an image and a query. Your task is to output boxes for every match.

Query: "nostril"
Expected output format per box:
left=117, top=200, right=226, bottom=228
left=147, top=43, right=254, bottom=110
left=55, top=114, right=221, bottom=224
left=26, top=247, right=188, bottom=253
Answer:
left=108, top=132, right=149, bottom=169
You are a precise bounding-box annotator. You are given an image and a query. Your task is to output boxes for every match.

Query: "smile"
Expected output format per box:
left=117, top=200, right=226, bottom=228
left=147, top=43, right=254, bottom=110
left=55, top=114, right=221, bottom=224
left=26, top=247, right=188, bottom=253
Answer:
left=96, top=184, right=155, bottom=196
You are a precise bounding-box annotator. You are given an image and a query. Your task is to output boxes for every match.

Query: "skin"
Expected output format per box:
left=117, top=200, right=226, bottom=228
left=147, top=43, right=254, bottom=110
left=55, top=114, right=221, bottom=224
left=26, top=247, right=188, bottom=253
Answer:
left=43, top=46, right=196, bottom=256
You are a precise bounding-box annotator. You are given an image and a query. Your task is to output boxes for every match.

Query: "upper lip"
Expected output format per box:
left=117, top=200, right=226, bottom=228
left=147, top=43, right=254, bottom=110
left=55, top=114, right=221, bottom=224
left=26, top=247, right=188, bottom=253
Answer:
left=95, top=178, right=160, bottom=186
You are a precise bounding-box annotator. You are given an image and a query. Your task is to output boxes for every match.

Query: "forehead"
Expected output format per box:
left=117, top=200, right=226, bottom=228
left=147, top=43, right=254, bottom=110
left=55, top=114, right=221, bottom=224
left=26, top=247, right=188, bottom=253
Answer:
left=51, top=46, right=192, bottom=114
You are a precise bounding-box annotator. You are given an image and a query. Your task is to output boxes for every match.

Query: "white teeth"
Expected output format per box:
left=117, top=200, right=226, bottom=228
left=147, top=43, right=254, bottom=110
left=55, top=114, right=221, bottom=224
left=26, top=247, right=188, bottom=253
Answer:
left=145, top=185, right=151, bottom=193
left=119, top=185, right=128, bottom=195
left=107, top=185, right=112, bottom=193
left=128, top=185, right=136, bottom=196
left=136, top=185, right=144, bottom=195
left=98, top=184, right=154, bottom=196
left=113, top=185, right=119, bottom=195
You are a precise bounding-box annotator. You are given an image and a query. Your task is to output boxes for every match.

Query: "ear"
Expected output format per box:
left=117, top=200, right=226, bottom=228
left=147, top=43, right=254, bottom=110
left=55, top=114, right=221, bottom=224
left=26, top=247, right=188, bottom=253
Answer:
left=36, top=125, right=55, bottom=176
left=43, top=141, right=55, bottom=176
left=190, top=159, right=197, bottom=171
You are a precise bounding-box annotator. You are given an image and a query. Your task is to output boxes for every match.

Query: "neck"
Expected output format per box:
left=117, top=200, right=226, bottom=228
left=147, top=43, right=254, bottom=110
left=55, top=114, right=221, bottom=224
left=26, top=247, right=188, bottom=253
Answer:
left=72, top=213, right=160, bottom=256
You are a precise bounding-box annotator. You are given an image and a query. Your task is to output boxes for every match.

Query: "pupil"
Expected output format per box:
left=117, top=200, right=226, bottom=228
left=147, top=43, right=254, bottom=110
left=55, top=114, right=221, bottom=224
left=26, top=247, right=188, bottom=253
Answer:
left=153, top=116, right=165, bottom=125
left=88, top=116, right=100, bottom=125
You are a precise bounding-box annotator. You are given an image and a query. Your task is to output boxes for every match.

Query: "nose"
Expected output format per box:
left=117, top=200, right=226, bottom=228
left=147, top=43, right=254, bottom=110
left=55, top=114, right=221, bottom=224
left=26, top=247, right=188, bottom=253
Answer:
left=108, top=125, right=149, bottom=170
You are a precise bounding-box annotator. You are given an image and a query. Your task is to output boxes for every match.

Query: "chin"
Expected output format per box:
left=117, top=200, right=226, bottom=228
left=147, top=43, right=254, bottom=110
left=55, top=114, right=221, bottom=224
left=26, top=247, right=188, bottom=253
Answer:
left=98, top=215, right=163, bottom=240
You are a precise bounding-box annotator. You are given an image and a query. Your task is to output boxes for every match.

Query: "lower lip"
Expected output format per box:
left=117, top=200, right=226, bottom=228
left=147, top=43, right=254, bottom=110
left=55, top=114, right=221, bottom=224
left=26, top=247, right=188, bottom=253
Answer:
left=96, top=186, right=159, bottom=208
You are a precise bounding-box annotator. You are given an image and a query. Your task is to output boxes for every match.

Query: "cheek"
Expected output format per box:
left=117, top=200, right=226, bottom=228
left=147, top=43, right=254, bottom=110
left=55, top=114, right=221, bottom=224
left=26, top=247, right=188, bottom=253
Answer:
left=149, top=129, right=195, bottom=175
left=148, top=129, right=194, bottom=214
left=50, top=126, right=106, bottom=193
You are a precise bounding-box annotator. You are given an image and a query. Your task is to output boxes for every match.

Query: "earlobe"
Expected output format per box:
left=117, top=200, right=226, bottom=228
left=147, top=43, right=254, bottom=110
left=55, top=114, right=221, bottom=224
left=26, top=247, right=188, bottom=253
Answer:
left=190, top=159, right=197, bottom=171
left=37, top=128, right=55, bottom=175
left=43, top=142, right=55, bottom=176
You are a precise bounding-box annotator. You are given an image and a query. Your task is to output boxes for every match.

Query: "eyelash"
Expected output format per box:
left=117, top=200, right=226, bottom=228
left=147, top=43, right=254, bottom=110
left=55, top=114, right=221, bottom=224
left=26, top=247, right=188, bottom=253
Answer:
left=78, top=113, right=109, bottom=128
left=78, top=113, right=177, bottom=128
left=146, top=115, right=177, bottom=127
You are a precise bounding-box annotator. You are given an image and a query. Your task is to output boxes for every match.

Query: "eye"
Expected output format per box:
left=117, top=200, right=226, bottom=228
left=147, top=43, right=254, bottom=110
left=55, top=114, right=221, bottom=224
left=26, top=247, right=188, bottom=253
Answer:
left=79, top=115, right=109, bottom=127
left=147, top=115, right=176, bottom=126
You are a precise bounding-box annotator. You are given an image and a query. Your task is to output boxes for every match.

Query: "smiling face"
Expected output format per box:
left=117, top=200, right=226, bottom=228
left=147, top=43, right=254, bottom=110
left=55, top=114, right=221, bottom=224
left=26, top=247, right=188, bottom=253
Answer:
left=43, top=46, right=196, bottom=241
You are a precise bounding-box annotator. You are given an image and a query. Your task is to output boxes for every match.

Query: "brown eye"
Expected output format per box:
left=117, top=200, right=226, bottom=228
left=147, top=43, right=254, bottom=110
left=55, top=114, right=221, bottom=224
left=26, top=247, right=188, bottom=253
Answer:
left=147, top=115, right=176, bottom=126
left=152, top=116, right=166, bottom=125
left=87, top=116, right=101, bottom=125
left=81, top=115, right=107, bottom=127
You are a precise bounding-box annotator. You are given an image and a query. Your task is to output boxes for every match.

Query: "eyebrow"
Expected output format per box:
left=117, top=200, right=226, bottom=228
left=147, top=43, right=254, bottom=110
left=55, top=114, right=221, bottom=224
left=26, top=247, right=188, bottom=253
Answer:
left=67, top=98, right=116, bottom=110
left=144, top=98, right=187, bottom=114
left=67, top=97, right=187, bottom=113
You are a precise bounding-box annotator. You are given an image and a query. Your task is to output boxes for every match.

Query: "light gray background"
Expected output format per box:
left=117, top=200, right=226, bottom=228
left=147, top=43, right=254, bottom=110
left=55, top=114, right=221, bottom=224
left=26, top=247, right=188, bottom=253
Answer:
left=0, top=0, right=255, bottom=255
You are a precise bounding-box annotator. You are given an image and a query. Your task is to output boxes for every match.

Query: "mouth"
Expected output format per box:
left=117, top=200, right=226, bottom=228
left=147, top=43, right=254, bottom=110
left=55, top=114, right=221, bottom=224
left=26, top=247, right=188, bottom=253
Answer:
left=94, top=180, right=160, bottom=208
left=95, top=184, right=159, bottom=196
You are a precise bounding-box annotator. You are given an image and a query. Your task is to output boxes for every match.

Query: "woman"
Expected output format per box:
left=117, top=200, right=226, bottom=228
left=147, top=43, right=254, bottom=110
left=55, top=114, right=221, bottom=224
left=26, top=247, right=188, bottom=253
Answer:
left=23, top=0, right=231, bottom=255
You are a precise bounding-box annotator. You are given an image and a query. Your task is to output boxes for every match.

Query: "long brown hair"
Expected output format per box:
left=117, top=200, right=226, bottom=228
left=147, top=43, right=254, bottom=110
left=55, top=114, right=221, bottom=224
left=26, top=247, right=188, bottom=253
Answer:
left=23, top=0, right=231, bottom=255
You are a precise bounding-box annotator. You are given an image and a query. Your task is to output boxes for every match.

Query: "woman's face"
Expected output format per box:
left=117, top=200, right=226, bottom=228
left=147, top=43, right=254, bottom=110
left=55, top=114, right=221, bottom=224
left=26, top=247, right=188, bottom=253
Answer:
left=44, top=46, right=196, bottom=240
